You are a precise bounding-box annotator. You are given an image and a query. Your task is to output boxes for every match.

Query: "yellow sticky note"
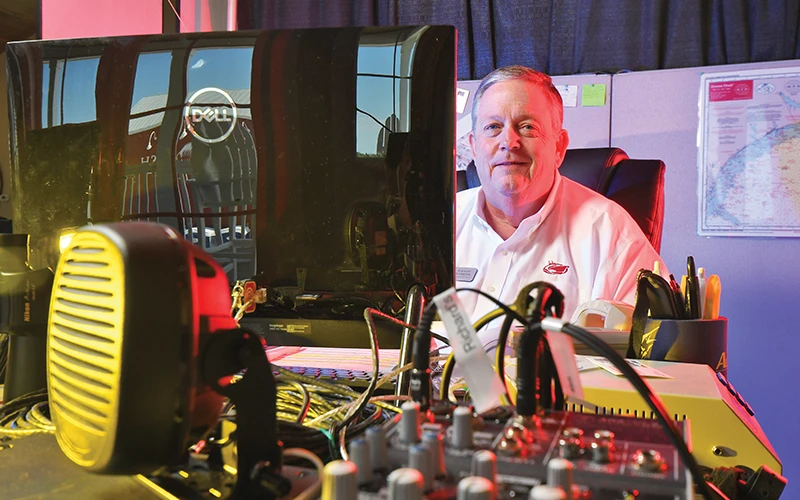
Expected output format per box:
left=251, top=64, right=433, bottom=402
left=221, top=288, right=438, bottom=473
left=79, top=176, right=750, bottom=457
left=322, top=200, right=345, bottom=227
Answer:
left=581, top=84, right=607, bottom=106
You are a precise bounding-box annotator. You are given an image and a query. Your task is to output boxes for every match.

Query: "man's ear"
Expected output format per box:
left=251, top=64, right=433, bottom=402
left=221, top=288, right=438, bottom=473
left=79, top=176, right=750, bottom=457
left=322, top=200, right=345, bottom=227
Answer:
left=469, top=130, right=476, bottom=159
left=554, top=128, right=570, bottom=169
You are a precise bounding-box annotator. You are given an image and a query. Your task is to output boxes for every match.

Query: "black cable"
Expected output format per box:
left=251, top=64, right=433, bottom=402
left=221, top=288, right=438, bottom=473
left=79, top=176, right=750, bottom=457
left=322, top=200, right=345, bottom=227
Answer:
left=429, top=332, right=450, bottom=346
left=546, top=335, right=565, bottom=410
left=0, top=333, right=8, bottom=379
left=439, top=286, right=546, bottom=403
left=275, top=402, right=389, bottom=461
left=0, top=388, right=50, bottom=434
left=410, top=302, right=437, bottom=409
left=435, top=288, right=530, bottom=403
left=331, top=308, right=383, bottom=434
left=356, top=107, right=392, bottom=133
left=0, top=388, right=48, bottom=417
left=455, top=287, right=528, bottom=323
left=495, top=313, right=516, bottom=399
left=549, top=320, right=714, bottom=500
left=521, top=284, right=564, bottom=414
left=319, top=296, right=382, bottom=312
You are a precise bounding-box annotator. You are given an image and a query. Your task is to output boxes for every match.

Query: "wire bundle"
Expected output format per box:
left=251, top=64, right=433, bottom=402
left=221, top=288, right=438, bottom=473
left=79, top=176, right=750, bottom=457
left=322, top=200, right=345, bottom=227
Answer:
left=416, top=286, right=717, bottom=500
left=0, top=388, right=54, bottom=438
left=0, top=333, right=8, bottom=381
left=225, top=304, right=430, bottom=462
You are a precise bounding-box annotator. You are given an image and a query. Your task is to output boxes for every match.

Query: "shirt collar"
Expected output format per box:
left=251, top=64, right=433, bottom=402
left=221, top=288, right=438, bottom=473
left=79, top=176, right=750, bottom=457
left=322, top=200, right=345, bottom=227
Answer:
left=473, top=172, right=564, bottom=233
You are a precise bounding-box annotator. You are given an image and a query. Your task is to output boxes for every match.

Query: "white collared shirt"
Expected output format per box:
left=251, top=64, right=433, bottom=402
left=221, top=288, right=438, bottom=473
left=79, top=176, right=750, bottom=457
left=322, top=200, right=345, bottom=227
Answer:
left=455, top=172, right=666, bottom=325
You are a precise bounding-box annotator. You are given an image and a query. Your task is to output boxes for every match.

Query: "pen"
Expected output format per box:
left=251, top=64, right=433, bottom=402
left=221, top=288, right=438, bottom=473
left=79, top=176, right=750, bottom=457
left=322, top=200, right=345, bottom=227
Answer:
left=697, top=267, right=707, bottom=318
left=669, top=273, right=686, bottom=319
left=685, top=256, right=700, bottom=319
left=704, top=274, right=722, bottom=319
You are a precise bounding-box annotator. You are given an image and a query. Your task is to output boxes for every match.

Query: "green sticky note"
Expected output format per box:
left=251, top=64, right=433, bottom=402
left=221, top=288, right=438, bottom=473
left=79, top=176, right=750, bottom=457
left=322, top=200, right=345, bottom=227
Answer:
left=581, top=83, right=607, bottom=106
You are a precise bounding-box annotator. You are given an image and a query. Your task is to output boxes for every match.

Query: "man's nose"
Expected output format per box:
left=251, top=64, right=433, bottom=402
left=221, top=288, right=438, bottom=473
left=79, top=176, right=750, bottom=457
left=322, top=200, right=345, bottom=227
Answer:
left=499, top=127, right=521, bottom=150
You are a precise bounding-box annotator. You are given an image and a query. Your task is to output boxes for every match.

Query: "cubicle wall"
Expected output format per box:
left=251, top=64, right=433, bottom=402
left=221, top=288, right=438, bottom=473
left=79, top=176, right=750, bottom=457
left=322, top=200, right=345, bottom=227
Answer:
left=460, top=60, right=797, bottom=494
left=611, top=60, right=798, bottom=495
left=456, top=73, right=612, bottom=157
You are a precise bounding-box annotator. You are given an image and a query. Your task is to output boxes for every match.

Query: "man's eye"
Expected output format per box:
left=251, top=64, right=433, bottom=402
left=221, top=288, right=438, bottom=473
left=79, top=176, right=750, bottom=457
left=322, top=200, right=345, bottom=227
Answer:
left=483, top=124, right=501, bottom=135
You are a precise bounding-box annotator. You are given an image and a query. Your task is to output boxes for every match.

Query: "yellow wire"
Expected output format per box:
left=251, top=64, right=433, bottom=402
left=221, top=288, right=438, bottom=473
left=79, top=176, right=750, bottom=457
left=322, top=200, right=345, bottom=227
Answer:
left=438, top=307, right=514, bottom=401
left=305, top=355, right=448, bottom=429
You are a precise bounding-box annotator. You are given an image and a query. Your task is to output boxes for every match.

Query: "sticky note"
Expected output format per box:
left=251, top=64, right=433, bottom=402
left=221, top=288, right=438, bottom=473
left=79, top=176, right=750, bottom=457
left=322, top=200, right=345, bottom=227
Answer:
left=456, top=88, right=470, bottom=114
left=557, top=85, right=579, bottom=107
left=581, top=83, right=607, bottom=106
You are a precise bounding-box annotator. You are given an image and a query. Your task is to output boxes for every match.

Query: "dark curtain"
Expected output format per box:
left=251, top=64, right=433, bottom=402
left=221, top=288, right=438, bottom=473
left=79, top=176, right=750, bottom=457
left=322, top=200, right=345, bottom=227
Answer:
left=238, top=0, right=800, bottom=80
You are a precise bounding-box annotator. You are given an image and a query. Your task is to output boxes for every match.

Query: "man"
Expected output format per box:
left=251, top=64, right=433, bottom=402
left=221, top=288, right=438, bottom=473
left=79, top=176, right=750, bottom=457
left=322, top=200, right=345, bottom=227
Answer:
left=456, top=65, right=665, bottom=328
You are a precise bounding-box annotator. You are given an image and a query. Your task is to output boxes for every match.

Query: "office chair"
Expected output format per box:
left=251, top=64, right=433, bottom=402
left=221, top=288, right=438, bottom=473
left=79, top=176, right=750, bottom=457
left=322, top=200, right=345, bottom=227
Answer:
left=456, top=147, right=665, bottom=252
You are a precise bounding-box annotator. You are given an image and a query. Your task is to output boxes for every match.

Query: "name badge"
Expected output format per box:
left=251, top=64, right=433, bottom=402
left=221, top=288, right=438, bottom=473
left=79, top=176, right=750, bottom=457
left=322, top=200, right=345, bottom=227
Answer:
left=456, top=267, right=478, bottom=282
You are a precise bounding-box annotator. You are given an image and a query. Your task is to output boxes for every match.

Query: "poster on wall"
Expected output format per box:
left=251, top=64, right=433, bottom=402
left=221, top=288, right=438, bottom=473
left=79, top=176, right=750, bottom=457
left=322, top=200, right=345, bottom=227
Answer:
left=698, top=67, right=800, bottom=237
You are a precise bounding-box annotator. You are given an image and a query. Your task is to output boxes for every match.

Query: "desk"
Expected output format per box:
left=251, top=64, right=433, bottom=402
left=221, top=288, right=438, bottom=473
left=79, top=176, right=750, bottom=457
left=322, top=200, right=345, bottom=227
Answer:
left=1, top=434, right=158, bottom=499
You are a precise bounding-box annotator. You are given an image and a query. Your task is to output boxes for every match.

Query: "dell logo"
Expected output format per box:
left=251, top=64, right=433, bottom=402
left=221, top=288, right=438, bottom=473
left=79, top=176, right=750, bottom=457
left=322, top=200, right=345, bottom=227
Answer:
left=191, top=107, right=233, bottom=123
left=183, top=87, right=238, bottom=144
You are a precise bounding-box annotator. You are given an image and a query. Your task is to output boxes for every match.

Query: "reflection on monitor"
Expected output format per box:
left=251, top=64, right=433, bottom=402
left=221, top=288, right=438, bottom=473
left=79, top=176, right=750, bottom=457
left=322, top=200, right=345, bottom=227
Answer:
left=7, top=27, right=455, bottom=346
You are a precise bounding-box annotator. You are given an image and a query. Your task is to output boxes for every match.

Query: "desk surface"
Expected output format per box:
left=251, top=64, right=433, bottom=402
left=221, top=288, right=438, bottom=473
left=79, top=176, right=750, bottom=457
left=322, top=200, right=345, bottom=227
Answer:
left=1, top=434, right=159, bottom=499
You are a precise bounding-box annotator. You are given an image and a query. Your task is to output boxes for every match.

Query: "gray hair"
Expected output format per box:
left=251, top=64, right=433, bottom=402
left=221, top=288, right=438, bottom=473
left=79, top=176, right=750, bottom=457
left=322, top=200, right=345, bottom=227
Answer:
left=470, top=65, right=564, bottom=133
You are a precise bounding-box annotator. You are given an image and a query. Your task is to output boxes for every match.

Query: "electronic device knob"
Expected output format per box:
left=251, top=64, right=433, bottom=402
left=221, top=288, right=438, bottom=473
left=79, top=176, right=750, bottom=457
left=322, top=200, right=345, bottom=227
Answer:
left=456, top=476, right=497, bottom=500
left=471, top=450, right=497, bottom=483
left=451, top=405, right=474, bottom=449
left=348, top=437, right=372, bottom=485
left=321, top=460, right=359, bottom=500
left=400, top=401, right=422, bottom=444
left=387, top=468, right=425, bottom=500
left=558, top=427, right=584, bottom=459
left=422, top=429, right=445, bottom=477
left=528, top=485, right=567, bottom=500
left=590, top=430, right=616, bottom=463
left=632, top=449, right=665, bottom=472
left=366, top=426, right=389, bottom=470
left=409, top=443, right=433, bottom=491
left=546, top=458, right=574, bottom=500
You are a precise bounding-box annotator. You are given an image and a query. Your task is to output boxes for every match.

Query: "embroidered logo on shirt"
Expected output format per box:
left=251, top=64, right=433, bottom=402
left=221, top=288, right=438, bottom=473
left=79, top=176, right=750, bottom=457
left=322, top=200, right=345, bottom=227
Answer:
left=543, top=261, right=569, bottom=275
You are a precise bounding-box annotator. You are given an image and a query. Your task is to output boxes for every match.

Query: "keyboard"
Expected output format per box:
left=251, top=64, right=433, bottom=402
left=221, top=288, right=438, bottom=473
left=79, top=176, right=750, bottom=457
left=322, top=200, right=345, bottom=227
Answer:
left=266, top=346, right=402, bottom=388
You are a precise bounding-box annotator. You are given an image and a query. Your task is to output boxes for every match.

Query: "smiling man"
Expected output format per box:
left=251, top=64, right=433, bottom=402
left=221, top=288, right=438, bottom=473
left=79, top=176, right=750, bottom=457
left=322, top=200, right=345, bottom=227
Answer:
left=456, top=66, right=665, bottom=327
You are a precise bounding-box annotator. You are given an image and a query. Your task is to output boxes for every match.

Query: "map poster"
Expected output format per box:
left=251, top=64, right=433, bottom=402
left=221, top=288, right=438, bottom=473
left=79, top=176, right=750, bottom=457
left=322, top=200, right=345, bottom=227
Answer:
left=698, top=67, right=800, bottom=237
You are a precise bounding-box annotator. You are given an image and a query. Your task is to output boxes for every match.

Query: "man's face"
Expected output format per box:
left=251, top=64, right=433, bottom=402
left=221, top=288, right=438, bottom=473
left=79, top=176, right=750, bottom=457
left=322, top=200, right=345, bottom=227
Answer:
left=469, top=79, right=569, bottom=206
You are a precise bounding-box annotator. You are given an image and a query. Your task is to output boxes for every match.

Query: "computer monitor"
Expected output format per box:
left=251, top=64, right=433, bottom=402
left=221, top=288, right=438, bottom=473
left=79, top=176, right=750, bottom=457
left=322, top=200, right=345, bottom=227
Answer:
left=6, top=26, right=456, bottom=349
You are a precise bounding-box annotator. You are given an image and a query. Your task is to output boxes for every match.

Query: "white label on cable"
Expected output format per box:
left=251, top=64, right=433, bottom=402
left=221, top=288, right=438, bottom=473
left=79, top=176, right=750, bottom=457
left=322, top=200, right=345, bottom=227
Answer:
left=433, top=288, right=505, bottom=414
left=545, top=330, right=585, bottom=401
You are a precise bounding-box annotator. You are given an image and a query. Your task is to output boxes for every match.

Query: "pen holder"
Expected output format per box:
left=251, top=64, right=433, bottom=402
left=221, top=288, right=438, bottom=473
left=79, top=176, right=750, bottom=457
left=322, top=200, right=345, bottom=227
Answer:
left=636, top=317, right=728, bottom=377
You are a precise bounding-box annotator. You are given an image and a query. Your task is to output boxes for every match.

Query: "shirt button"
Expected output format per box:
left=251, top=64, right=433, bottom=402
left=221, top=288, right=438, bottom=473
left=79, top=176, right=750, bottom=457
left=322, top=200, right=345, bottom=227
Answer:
left=488, top=286, right=496, bottom=293
left=501, top=250, right=508, bottom=256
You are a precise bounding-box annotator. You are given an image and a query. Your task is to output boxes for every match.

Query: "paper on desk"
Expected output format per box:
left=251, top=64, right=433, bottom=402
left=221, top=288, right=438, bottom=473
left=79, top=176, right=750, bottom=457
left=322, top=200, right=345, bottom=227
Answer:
left=575, top=355, right=600, bottom=372
left=586, top=356, right=673, bottom=378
